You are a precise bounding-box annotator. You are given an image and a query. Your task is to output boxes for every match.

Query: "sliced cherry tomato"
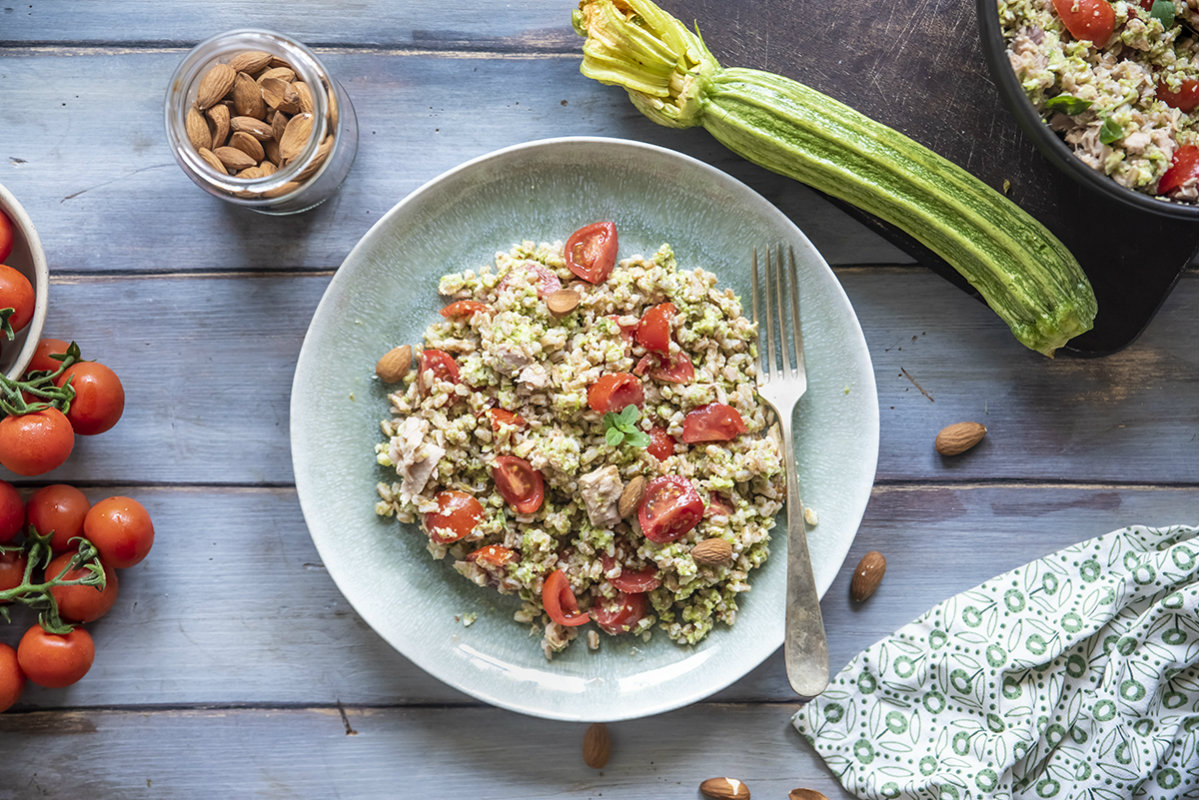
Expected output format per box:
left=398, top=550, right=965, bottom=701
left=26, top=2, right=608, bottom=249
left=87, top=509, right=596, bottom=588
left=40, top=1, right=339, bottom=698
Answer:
left=587, top=372, right=644, bottom=414
left=565, top=222, right=618, bottom=284
left=1158, top=144, right=1199, bottom=195
left=681, top=403, right=747, bottom=444
left=638, top=475, right=704, bottom=543
left=606, top=315, right=638, bottom=344
left=24, top=338, right=71, bottom=376
left=45, top=552, right=118, bottom=624
left=466, top=544, right=517, bottom=568
left=707, top=492, right=735, bottom=518
left=423, top=490, right=484, bottom=544
left=26, top=483, right=91, bottom=552
left=592, top=591, right=648, bottom=635
left=646, top=427, right=676, bottom=461
left=635, top=302, right=676, bottom=354
left=0, top=480, right=23, bottom=544
left=601, top=554, right=661, bottom=593
left=0, top=264, right=35, bottom=336
left=1051, top=0, right=1115, bottom=44
left=492, top=455, right=545, bottom=514
left=541, top=568, right=589, bottom=627
left=498, top=261, right=562, bottom=297
left=486, top=408, right=526, bottom=431
left=0, top=210, right=12, bottom=263
left=636, top=352, right=695, bottom=383
left=83, top=496, right=155, bottom=569
left=0, top=407, right=74, bottom=476
left=1157, top=79, right=1199, bottom=113
left=0, top=642, right=23, bottom=713
left=419, top=348, right=459, bottom=386
left=55, top=361, right=125, bottom=436
left=17, top=624, right=94, bottom=689
left=440, top=300, right=489, bottom=319
left=0, top=549, right=28, bottom=596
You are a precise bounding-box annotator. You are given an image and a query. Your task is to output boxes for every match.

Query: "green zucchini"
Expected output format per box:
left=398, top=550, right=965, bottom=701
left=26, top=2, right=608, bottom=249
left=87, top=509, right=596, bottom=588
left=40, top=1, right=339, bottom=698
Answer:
left=572, top=0, right=1096, bottom=356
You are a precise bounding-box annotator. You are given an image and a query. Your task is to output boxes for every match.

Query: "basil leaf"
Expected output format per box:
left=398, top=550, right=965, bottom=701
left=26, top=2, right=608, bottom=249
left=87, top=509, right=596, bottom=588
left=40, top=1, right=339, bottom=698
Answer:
left=606, top=427, right=625, bottom=447
left=618, top=403, right=640, bottom=426
left=1044, top=94, right=1092, bottom=115
left=1099, top=117, right=1124, bottom=145
left=625, top=430, right=651, bottom=448
left=1150, top=0, right=1175, bottom=28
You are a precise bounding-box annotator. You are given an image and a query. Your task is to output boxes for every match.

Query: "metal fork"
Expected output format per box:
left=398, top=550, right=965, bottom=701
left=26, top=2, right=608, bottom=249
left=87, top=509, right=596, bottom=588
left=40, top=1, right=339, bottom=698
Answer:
left=752, top=245, right=829, bottom=699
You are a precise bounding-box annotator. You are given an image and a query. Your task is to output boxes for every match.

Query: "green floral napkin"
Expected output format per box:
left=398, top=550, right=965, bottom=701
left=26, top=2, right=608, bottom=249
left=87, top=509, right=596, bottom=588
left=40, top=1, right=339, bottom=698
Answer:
left=793, top=525, right=1199, bottom=800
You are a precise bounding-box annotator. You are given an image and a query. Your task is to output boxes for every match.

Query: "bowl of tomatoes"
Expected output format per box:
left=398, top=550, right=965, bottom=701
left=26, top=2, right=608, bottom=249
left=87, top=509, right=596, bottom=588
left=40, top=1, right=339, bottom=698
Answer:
left=0, top=184, right=49, bottom=379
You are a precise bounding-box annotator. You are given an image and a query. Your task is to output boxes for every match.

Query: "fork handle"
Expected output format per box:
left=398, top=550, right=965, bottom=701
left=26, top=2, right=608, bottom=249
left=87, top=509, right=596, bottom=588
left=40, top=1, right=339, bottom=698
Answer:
left=779, top=411, right=829, bottom=699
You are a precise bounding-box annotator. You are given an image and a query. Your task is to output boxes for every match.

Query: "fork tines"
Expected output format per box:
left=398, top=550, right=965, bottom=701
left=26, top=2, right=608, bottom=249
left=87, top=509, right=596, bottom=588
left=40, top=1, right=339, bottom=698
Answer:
left=751, top=245, right=804, bottom=379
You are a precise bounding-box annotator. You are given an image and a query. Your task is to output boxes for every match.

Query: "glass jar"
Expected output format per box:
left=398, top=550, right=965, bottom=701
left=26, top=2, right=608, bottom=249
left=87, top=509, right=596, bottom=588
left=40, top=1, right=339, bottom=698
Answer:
left=164, top=29, right=358, bottom=215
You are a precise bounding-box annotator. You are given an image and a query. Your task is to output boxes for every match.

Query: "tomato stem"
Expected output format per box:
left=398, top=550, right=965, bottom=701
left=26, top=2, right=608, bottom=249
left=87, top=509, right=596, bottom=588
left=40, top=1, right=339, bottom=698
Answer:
left=0, top=340, right=82, bottom=418
left=0, top=527, right=105, bottom=634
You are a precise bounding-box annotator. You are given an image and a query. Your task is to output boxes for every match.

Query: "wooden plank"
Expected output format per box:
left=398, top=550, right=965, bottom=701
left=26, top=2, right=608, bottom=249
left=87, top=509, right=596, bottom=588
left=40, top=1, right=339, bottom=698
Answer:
left=0, top=49, right=907, bottom=271
left=16, top=271, right=1195, bottom=486
left=1, top=484, right=1192, bottom=711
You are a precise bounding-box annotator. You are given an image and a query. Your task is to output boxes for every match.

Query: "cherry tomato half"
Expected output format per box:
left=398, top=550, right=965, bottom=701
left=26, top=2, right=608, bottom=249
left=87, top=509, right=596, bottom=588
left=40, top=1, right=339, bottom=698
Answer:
left=466, top=544, right=517, bottom=569
left=25, top=338, right=70, bottom=376
left=707, top=492, right=735, bottom=518
left=1157, top=79, right=1199, bottom=113
left=0, top=549, right=28, bottom=596
left=541, top=568, right=590, bottom=627
left=635, top=302, right=676, bottom=354
left=55, top=361, right=125, bottom=436
left=0, top=480, right=23, bottom=543
left=0, top=264, right=35, bottom=336
left=0, top=407, right=75, bottom=476
left=681, top=403, right=747, bottom=444
left=440, top=300, right=490, bottom=319
left=486, top=408, right=526, bottom=432
left=593, top=591, right=648, bottom=635
left=17, top=624, right=94, bottom=689
left=1158, top=145, right=1199, bottom=195
left=83, top=496, right=154, bottom=569
left=565, top=222, right=618, bottom=284
left=493, top=455, right=545, bottom=515
left=0, top=210, right=12, bottom=263
left=587, top=372, right=644, bottom=414
left=26, top=483, right=91, bottom=552
left=638, top=475, right=705, bottom=544
left=646, top=427, right=676, bottom=461
left=423, top=490, right=484, bottom=544
left=601, top=554, right=661, bottom=593
left=1051, top=0, right=1115, bottom=44
left=419, top=349, right=460, bottom=386
left=45, top=552, right=118, bottom=624
left=0, top=642, right=23, bottom=712
left=636, top=352, right=695, bottom=384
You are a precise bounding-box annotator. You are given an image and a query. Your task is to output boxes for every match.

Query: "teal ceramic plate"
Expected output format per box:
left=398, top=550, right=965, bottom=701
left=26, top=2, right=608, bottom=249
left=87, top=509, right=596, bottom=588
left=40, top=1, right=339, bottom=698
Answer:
left=291, top=137, right=879, bottom=721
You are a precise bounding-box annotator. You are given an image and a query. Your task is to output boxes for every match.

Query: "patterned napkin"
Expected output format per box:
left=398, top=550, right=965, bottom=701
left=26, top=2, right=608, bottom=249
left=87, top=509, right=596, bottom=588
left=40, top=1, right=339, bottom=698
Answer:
left=793, top=525, right=1199, bottom=800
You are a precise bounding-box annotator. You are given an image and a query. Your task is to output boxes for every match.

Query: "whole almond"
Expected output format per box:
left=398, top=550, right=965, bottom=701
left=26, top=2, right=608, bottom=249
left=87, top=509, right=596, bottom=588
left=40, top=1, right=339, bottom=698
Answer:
left=257, top=66, right=296, bottom=84
left=185, top=106, right=213, bottom=152
left=232, top=71, right=266, bottom=118
left=545, top=288, right=580, bottom=315
left=261, top=180, right=301, bottom=199
left=257, top=160, right=278, bottom=176
left=581, top=722, right=610, bottom=769
left=197, top=147, right=228, bottom=174
left=213, top=146, right=257, bottom=171
left=227, top=50, right=274, bottom=75
left=261, top=77, right=301, bottom=114
left=294, top=81, right=315, bottom=114
left=617, top=475, right=647, bottom=519
left=850, top=550, right=886, bottom=603
left=195, top=62, right=236, bottom=110
left=327, top=85, right=339, bottom=126
left=296, top=134, right=335, bottom=181
left=263, top=138, right=282, bottom=166
left=206, top=103, right=231, bottom=148
left=279, top=112, right=314, bottom=162
left=271, top=110, right=290, bottom=144
left=691, top=538, right=733, bottom=566
left=229, top=130, right=265, bottom=162
left=934, top=421, right=987, bottom=456
left=376, top=345, right=413, bottom=383
left=230, top=115, right=274, bottom=141
left=789, top=791, right=830, bottom=800
left=700, top=777, right=750, bottom=800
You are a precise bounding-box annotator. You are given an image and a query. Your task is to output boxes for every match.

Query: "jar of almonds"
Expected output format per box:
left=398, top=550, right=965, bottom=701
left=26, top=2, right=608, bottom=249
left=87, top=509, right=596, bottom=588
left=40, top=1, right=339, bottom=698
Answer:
left=165, top=29, right=358, bottom=214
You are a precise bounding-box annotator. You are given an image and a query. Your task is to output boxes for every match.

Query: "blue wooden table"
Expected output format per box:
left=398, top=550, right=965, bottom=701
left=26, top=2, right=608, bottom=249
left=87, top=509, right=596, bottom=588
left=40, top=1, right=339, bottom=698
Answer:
left=0, top=3, right=1195, bottom=797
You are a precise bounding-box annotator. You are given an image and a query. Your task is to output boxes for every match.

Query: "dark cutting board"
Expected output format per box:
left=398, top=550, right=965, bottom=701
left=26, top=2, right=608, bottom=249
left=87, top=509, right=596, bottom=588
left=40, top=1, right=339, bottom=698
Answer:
left=657, top=0, right=1199, bottom=355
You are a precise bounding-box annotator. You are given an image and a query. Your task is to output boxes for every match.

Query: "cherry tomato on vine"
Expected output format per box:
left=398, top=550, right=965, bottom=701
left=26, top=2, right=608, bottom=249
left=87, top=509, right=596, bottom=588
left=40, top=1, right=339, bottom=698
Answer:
left=0, top=549, right=28, bottom=596
left=17, top=624, right=94, bottom=688
left=54, top=361, right=125, bottom=435
left=593, top=591, right=648, bottom=635
left=45, top=552, right=119, bottom=624
left=26, top=483, right=91, bottom=552
left=0, top=210, right=13, bottom=263
left=0, top=264, right=34, bottom=336
left=492, top=455, right=545, bottom=515
left=0, top=479, right=23, bottom=543
left=25, top=338, right=71, bottom=376
left=587, top=372, right=643, bottom=414
left=646, top=427, right=676, bottom=461
left=600, top=553, right=661, bottom=593
left=423, top=490, right=484, bottom=544
left=635, top=302, right=676, bottom=353
left=1051, top=0, right=1115, bottom=44
left=439, top=300, right=489, bottom=319
left=83, top=496, right=154, bottom=569
left=681, top=403, right=747, bottom=444
left=638, top=475, right=704, bottom=544
left=565, top=222, right=618, bottom=284
left=1158, top=145, right=1199, bottom=195
left=541, top=568, right=589, bottom=627
left=0, top=407, right=74, bottom=476
left=0, top=643, right=23, bottom=713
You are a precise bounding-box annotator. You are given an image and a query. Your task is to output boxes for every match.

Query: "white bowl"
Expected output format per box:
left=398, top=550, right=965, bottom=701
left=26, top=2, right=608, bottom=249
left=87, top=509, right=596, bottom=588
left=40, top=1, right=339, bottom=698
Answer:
left=0, top=183, right=49, bottom=378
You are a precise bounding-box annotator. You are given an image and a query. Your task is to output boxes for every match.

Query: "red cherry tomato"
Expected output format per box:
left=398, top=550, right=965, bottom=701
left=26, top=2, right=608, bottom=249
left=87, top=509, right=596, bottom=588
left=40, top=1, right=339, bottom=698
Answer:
left=492, top=455, right=545, bottom=514
left=601, top=554, right=661, bottom=593
left=25, top=338, right=71, bottom=376
left=1158, top=145, right=1199, bottom=195
left=419, top=349, right=460, bottom=386
left=636, top=352, right=695, bottom=384
left=0, top=549, right=28, bottom=596
left=1157, top=79, right=1199, bottom=113
left=0, top=264, right=35, bottom=336
left=83, top=496, right=154, bottom=569
left=587, top=372, right=644, bottom=414
left=423, top=490, right=484, bottom=544
left=486, top=408, right=526, bottom=431
left=26, top=483, right=91, bottom=552
left=17, top=624, right=94, bottom=688
left=635, top=302, right=676, bottom=353
left=638, top=475, right=704, bottom=543
left=45, top=552, right=118, bottom=624
left=646, top=427, right=676, bottom=461
left=592, top=591, right=648, bottom=635
left=55, top=361, right=125, bottom=436
left=466, top=544, right=517, bottom=568
left=565, top=222, right=618, bottom=284
left=440, top=300, right=489, bottom=319
left=1051, top=0, right=1115, bottom=44
left=707, top=492, right=735, bottom=518
left=541, top=568, right=590, bottom=627
left=0, top=642, right=23, bottom=713
left=606, top=315, right=638, bottom=344
left=0, top=210, right=13, bottom=263
left=498, top=262, right=562, bottom=297
left=0, top=407, right=74, bottom=476
left=0, top=479, right=23, bottom=544
left=682, top=403, right=747, bottom=444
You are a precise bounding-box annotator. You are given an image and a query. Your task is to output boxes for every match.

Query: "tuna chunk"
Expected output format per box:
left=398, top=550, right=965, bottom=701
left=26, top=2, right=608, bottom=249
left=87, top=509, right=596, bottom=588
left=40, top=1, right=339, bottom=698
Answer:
left=577, top=465, right=624, bottom=528
left=388, top=416, right=445, bottom=503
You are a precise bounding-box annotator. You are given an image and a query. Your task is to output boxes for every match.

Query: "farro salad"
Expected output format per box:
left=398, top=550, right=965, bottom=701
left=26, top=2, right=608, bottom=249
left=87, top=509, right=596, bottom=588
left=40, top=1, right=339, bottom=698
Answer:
left=374, top=222, right=786, bottom=659
left=1001, top=0, right=1199, bottom=201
